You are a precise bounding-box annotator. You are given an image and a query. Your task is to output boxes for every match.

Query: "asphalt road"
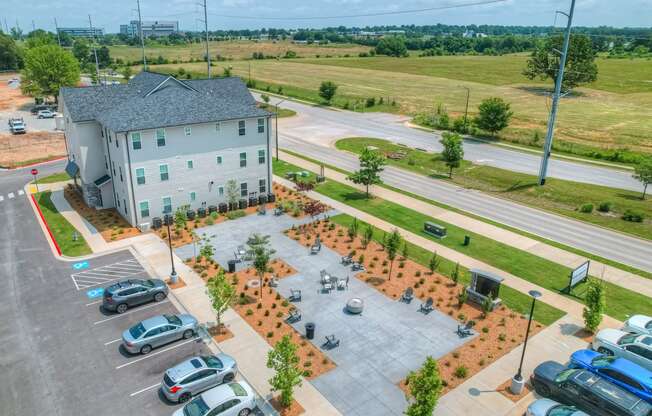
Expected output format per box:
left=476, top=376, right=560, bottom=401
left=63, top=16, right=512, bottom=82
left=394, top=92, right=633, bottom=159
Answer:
left=278, top=133, right=652, bottom=273
left=260, top=94, right=643, bottom=192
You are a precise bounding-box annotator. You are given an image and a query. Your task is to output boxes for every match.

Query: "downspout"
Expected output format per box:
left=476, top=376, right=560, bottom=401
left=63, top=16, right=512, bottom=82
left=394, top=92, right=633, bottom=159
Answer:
left=125, top=132, right=139, bottom=227
left=104, top=127, right=118, bottom=208
left=267, top=116, right=272, bottom=194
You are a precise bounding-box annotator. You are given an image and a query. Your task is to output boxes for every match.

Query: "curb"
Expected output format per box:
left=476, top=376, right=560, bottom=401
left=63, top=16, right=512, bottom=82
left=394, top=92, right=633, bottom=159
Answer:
left=30, top=193, right=62, bottom=256
left=1, top=156, right=67, bottom=171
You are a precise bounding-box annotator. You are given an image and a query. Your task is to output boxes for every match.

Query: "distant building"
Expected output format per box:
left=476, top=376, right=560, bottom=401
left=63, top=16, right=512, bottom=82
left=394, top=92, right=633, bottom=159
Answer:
left=58, top=27, right=105, bottom=37
left=120, top=20, right=179, bottom=38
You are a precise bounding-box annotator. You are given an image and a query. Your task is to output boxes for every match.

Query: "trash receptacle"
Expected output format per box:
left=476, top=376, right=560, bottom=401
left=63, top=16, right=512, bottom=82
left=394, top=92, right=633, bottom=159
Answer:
left=228, top=260, right=236, bottom=273
left=463, top=235, right=471, bottom=246
left=305, top=322, right=315, bottom=340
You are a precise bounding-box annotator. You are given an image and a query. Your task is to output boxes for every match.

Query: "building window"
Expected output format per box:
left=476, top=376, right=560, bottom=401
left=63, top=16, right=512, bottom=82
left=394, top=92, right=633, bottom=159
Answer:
left=119, top=166, right=123, bottom=182
left=131, top=132, right=142, bottom=150
left=257, top=118, right=265, bottom=133
left=239, top=152, right=247, bottom=168
left=240, top=182, right=248, bottom=197
left=135, top=168, right=145, bottom=185
left=108, top=133, right=112, bottom=143
left=215, top=122, right=220, bottom=132
left=123, top=199, right=127, bottom=215
left=216, top=155, right=223, bottom=165
left=187, top=160, right=194, bottom=169
left=238, top=120, right=245, bottom=136
left=139, top=201, right=150, bottom=218
left=159, top=164, right=169, bottom=181
left=117, top=199, right=121, bottom=207
left=218, top=186, right=224, bottom=196
left=104, top=156, right=108, bottom=170
left=156, top=129, right=166, bottom=147
left=258, top=149, right=266, bottom=164
left=184, top=126, right=192, bottom=136
left=259, top=178, right=266, bottom=194
left=162, top=197, right=172, bottom=214
left=115, top=134, right=119, bottom=148
left=190, top=191, right=196, bottom=202
left=112, top=161, right=116, bottom=176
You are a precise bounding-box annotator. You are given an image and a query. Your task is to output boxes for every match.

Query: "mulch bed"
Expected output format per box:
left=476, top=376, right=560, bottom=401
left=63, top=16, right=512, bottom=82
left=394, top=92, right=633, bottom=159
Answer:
left=270, top=397, right=305, bottom=416
left=208, top=325, right=235, bottom=343
left=496, top=378, right=533, bottom=402
left=288, top=219, right=544, bottom=393
left=165, top=276, right=187, bottom=290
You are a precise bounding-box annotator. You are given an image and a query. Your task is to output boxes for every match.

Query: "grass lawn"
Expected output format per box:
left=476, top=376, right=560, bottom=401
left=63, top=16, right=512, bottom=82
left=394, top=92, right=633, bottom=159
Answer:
left=336, top=138, right=652, bottom=241
left=258, top=102, right=297, bottom=118
left=32, top=171, right=71, bottom=184
left=273, top=159, right=652, bottom=322
left=34, top=191, right=91, bottom=257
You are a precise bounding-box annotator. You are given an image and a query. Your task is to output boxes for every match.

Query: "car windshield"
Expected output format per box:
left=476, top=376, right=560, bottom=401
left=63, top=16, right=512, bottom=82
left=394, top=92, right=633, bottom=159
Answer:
left=183, top=397, right=210, bottom=416
left=646, top=321, right=652, bottom=330
left=619, top=334, right=639, bottom=345
left=554, top=369, right=576, bottom=383
left=592, top=355, right=615, bottom=368
left=165, top=314, right=182, bottom=326
left=641, top=337, right=652, bottom=346
left=129, top=323, right=146, bottom=339
left=229, top=383, right=247, bottom=397
left=202, top=356, right=223, bottom=369
left=549, top=405, right=579, bottom=416
left=143, top=279, right=155, bottom=288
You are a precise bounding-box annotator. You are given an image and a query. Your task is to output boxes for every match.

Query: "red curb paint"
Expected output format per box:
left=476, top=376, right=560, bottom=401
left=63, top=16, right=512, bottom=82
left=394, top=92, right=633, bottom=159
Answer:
left=31, top=194, right=62, bottom=256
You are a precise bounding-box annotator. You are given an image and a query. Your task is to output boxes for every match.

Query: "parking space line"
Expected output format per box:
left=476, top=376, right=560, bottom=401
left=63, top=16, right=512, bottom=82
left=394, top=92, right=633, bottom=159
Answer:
left=86, top=299, right=102, bottom=306
left=8, top=192, right=14, bottom=199
left=129, top=383, right=162, bottom=397
left=93, top=300, right=169, bottom=325
left=0, top=196, right=4, bottom=202
left=104, top=338, right=122, bottom=346
left=115, top=338, right=197, bottom=370
left=18, top=190, right=24, bottom=196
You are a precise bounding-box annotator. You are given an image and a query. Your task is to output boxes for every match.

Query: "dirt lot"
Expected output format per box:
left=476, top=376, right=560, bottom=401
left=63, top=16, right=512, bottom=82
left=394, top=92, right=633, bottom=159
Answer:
left=0, top=73, right=31, bottom=111
left=0, top=131, right=66, bottom=168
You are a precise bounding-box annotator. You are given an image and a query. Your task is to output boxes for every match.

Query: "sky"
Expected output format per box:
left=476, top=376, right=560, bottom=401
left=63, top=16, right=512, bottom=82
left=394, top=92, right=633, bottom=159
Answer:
left=4, top=0, right=652, bottom=33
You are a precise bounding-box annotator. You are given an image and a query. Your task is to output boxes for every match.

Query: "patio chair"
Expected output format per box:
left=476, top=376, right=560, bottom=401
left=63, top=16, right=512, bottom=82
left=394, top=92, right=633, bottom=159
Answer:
left=456, top=321, right=475, bottom=338
left=257, top=205, right=267, bottom=215
left=274, top=207, right=284, bottom=216
left=323, top=334, right=340, bottom=349
left=401, top=287, right=414, bottom=303
left=269, top=276, right=279, bottom=288
left=289, top=289, right=302, bottom=302
left=419, top=297, right=434, bottom=314
left=320, top=269, right=330, bottom=283
left=337, top=275, right=349, bottom=290
left=341, top=255, right=353, bottom=266
left=286, top=309, right=301, bottom=323
left=233, top=251, right=242, bottom=263
left=351, top=262, right=365, bottom=272
left=310, top=241, right=321, bottom=255
left=322, top=280, right=333, bottom=293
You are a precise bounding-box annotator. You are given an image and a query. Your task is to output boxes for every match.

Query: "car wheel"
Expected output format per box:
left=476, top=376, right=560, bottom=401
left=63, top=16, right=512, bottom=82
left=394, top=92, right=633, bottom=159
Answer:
left=534, top=381, right=551, bottom=397
left=222, top=372, right=235, bottom=383
left=178, top=392, right=191, bottom=403
left=140, top=344, right=152, bottom=354
left=116, top=303, right=128, bottom=314
left=597, top=347, right=613, bottom=356
left=154, top=292, right=166, bottom=302
left=238, top=409, right=250, bottom=416
left=182, top=329, right=194, bottom=339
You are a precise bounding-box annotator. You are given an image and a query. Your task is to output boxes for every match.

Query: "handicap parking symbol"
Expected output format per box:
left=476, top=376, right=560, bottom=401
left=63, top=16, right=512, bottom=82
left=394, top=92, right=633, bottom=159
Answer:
left=72, top=261, right=89, bottom=270
left=86, top=288, right=104, bottom=299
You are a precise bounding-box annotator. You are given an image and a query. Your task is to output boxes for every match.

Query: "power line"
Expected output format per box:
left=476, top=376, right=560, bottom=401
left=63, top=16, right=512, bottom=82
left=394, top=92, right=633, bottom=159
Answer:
left=206, top=0, right=507, bottom=21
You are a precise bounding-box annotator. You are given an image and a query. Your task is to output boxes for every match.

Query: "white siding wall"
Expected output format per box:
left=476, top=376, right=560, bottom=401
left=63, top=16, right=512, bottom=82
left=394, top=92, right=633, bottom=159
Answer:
left=62, top=102, right=105, bottom=185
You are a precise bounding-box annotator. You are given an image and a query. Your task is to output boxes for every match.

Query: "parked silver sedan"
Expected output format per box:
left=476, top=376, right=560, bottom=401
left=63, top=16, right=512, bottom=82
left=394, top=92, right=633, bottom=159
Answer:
left=122, top=314, right=198, bottom=354
left=162, top=354, right=237, bottom=403
left=624, top=315, right=652, bottom=336
left=526, top=398, right=589, bottom=416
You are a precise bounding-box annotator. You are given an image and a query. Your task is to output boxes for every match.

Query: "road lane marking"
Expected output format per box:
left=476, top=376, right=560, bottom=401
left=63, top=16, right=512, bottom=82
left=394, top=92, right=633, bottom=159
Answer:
left=104, top=338, right=122, bottom=345
left=129, top=383, right=162, bottom=397
left=86, top=299, right=103, bottom=306
left=0, top=196, right=4, bottom=202
left=18, top=190, right=24, bottom=195
left=92, top=300, right=169, bottom=325
left=8, top=192, right=14, bottom=199
left=115, top=338, right=196, bottom=369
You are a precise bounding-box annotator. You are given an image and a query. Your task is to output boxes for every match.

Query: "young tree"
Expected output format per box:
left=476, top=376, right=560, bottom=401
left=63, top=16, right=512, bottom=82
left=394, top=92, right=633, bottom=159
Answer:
left=362, top=224, right=374, bottom=248
left=247, top=233, right=276, bottom=296
left=199, top=239, right=215, bottom=261
left=347, top=147, right=387, bottom=197
left=428, top=252, right=440, bottom=274
left=405, top=356, right=443, bottom=416
left=633, top=158, right=652, bottom=199
left=267, top=335, right=303, bottom=408
left=475, top=97, right=513, bottom=136
left=583, top=277, right=606, bottom=333
left=225, top=179, right=240, bottom=206
left=439, top=132, right=464, bottom=178
left=21, top=44, right=80, bottom=102
left=174, top=206, right=188, bottom=235
left=385, top=229, right=402, bottom=280
left=318, top=81, right=337, bottom=103
left=72, top=39, right=91, bottom=66
left=121, top=65, right=133, bottom=81
left=206, top=269, right=236, bottom=334
left=451, top=262, right=460, bottom=284
left=375, top=36, right=409, bottom=57
left=347, top=217, right=359, bottom=242
left=401, top=241, right=409, bottom=260
left=523, top=34, right=598, bottom=91
left=261, top=93, right=270, bottom=104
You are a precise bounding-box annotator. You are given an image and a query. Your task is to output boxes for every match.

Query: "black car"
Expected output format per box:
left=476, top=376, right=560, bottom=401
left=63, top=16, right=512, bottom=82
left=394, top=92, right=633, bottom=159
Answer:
left=102, top=279, right=168, bottom=313
left=531, top=361, right=652, bottom=416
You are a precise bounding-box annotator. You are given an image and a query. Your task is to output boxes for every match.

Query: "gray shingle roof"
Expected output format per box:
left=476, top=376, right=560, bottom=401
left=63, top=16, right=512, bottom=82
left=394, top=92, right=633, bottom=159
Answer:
left=60, top=72, right=270, bottom=133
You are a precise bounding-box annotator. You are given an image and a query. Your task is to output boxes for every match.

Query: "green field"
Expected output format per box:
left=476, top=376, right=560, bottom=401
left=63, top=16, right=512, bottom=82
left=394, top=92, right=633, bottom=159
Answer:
left=273, top=159, right=652, bottom=322
left=35, top=191, right=91, bottom=257
left=336, top=138, right=652, bottom=240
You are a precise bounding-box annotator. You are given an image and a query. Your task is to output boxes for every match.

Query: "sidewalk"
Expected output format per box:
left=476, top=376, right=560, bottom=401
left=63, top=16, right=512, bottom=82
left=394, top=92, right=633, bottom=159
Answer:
left=279, top=151, right=652, bottom=299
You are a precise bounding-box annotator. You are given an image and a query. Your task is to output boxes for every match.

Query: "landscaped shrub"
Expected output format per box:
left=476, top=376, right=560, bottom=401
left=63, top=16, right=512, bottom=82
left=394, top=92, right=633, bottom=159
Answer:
left=210, top=211, right=219, bottom=220
left=264, top=310, right=270, bottom=317
left=415, top=270, right=421, bottom=277
left=598, top=201, right=613, bottom=212
left=397, top=272, right=403, bottom=278
left=302, top=370, right=312, bottom=377
left=622, top=209, right=645, bottom=222
left=226, top=210, right=246, bottom=220
left=482, top=326, right=489, bottom=333
left=276, top=312, right=283, bottom=318
left=257, top=302, right=262, bottom=309
left=205, top=217, right=215, bottom=225
left=498, top=333, right=506, bottom=342
left=246, top=309, right=253, bottom=316
left=281, top=300, right=289, bottom=307
left=454, top=365, right=468, bottom=379
left=276, top=322, right=282, bottom=328
left=579, top=203, right=594, bottom=213
left=266, top=331, right=274, bottom=338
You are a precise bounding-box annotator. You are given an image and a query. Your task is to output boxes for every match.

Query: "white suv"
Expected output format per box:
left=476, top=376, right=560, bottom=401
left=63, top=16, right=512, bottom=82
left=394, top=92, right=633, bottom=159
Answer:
left=592, top=328, right=652, bottom=371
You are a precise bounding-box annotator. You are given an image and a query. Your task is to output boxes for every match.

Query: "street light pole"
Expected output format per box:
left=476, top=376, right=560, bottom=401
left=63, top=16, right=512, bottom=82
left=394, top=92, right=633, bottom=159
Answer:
left=511, top=289, right=542, bottom=394
left=165, top=215, right=178, bottom=283
left=275, top=99, right=285, bottom=161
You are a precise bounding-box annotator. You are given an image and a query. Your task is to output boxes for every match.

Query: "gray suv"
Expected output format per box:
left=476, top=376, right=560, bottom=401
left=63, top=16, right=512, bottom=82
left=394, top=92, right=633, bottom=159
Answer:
left=103, top=279, right=168, bottom=313
left=162, top=354, right=238, bottom=403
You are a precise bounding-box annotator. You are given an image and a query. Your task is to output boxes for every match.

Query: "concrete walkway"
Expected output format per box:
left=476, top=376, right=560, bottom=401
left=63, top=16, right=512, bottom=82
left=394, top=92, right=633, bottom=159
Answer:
left=279, top=151, right=652, bottom=299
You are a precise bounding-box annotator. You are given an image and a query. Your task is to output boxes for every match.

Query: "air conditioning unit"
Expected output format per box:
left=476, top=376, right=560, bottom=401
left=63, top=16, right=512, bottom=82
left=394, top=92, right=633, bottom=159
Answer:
left=138, top=222, right=150, bottom=232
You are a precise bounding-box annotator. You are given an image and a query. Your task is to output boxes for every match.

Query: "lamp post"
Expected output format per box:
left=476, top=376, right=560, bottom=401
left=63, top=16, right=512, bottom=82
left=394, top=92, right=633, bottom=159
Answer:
left=164, top=214, right=178, bottom=284
left=511, top=289, right=542, bottom=394
left=275, top=99, right=286, bottom=161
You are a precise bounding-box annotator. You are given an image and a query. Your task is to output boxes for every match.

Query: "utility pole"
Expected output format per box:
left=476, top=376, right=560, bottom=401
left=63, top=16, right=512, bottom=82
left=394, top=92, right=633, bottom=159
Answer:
left=462, top=86, right=470, bottom=134
left=3, top=18, right=9, bottom=34
left=88, top=15, right=101, bottom=85
left=54, top=18, right=61, bottom=46
left=200, top=0, right=211, bottom=78
left=31, top=20, right=35, bottom=32
left=136, top=0, right=147, bottom=70
left=538, top=0, right=576, bottom=186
